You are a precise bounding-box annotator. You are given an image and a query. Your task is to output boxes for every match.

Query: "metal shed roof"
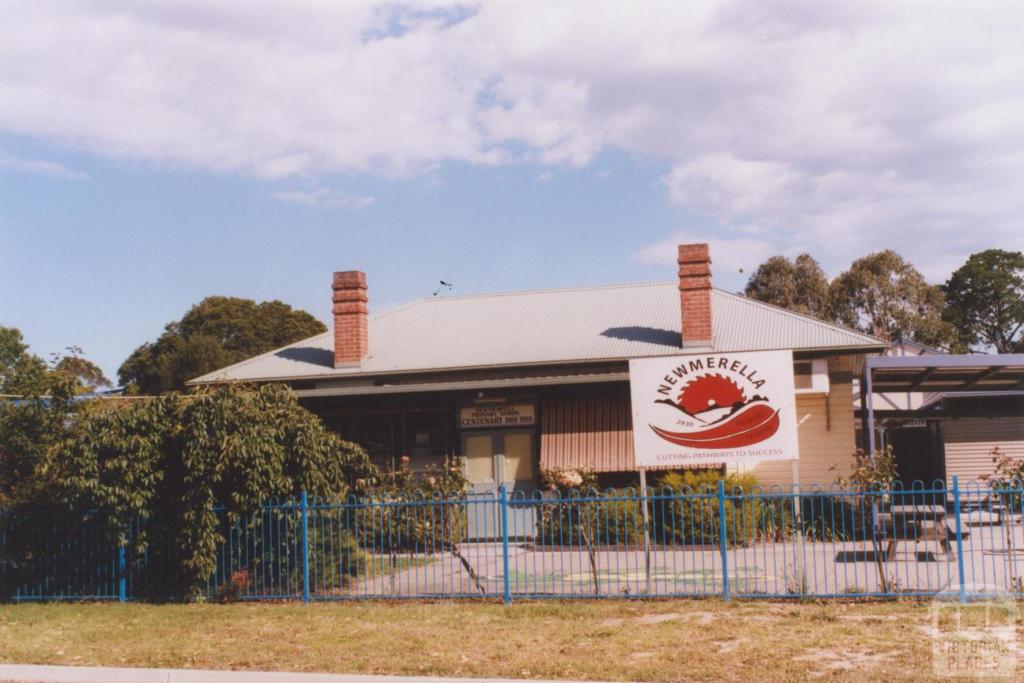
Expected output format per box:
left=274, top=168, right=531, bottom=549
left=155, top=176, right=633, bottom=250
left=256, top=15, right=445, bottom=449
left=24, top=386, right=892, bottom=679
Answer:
left=190, top=282, right=885, bottom=384
left=864, top=354, right=1024, bottom=394
left=860, top=353, right=1024, bottom=454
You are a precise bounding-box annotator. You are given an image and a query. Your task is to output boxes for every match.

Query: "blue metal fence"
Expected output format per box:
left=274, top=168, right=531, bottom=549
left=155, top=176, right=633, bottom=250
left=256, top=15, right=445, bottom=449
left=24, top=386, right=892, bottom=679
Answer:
left=3, top=477, right=1023, bottom=602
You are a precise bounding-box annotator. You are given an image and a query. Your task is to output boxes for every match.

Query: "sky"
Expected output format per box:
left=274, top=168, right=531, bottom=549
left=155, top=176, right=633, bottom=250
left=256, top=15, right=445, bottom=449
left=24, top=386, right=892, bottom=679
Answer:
left=2, top=1, right=1024, bottom=381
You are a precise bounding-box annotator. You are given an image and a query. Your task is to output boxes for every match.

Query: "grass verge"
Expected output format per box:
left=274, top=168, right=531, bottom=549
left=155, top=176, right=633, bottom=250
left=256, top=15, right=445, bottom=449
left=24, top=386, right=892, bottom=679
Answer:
left=0, top=599, right=1005, bottom=681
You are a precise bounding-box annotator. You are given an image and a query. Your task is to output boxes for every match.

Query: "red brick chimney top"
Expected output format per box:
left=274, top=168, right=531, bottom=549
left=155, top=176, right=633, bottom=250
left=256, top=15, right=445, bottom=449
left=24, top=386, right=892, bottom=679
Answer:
left=677, top=243, right=712, bottom=348
left=332, top=271, right=368, bottom=367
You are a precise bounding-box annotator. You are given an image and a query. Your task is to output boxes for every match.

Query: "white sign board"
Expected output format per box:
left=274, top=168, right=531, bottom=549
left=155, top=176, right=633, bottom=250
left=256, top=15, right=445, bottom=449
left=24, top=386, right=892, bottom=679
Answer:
left=629, top=350, right=799, bottom=467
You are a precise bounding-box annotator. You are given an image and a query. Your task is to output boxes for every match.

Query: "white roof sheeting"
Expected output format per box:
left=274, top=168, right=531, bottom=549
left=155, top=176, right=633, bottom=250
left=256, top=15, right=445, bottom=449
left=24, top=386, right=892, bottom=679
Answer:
left=190, top=282, right=885, bottom=384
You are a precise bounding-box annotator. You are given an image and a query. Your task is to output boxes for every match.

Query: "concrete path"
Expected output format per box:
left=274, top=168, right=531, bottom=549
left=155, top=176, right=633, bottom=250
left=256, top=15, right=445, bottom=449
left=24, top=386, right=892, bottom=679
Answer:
left=0, top=665, right=618, bottom=683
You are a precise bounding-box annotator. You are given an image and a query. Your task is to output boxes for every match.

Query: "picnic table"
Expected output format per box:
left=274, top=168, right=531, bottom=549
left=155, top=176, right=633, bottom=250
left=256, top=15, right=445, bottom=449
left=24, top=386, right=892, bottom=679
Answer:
left=875, top=504, right=955, bottom=561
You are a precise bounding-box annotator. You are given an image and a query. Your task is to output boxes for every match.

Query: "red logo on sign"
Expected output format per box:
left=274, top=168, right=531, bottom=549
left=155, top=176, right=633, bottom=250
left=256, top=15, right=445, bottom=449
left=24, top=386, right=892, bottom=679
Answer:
left=650, top=372, right=780, bottom=449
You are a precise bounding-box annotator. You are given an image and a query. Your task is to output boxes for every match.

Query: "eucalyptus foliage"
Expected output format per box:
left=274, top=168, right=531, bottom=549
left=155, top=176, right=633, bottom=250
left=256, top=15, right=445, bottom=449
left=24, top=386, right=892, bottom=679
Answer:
left=118, top=296, right=326, bottom=394
left=743, top=254, right=831, bottom=321
left=943, top=249, right=1024, bottom=353
left=0, top=325, right=80, bottom=507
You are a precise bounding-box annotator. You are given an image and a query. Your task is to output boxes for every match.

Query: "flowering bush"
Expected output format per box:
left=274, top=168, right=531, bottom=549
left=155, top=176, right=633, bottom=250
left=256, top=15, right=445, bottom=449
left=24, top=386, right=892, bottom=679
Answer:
left=535, top=468, right=643, bottom=552
left=980, top=447, right=1024, bottom=589
left=981, top=446, right=1024, bottom=486
left=214, top=569, right=250, bottom=603
left=366, top=455, right=468, bottom=500
left=353, top=456, right=469, bottom=552
left=832, top=446, right=899, bottom=490
left=981, top=446, right=1024, bottom=507
left=539, top=467, right=597, bottom=494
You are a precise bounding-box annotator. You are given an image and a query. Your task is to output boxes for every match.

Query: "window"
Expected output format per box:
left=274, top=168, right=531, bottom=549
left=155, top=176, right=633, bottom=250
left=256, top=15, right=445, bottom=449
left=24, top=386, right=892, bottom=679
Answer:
left=401, top=412, right=448, bottom=472
left=330, top=410, right=452, bottom=471
left=794, top=361, right=814, bottom=390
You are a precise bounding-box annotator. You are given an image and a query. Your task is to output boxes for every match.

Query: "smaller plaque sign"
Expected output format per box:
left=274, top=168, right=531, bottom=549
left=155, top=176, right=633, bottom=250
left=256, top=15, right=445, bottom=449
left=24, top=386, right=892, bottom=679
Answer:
left=459, top=403, right=536, bottom=429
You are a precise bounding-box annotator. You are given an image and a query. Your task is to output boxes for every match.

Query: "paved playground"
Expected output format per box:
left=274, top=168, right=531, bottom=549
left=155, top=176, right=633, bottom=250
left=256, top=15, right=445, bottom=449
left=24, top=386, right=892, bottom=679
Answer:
left=339, top=509, right=1024, bottom=599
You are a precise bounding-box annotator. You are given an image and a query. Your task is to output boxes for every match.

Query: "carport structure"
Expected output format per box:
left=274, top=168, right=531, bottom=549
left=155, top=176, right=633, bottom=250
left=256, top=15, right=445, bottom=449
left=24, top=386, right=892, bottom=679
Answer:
left=861, top=353, right=1024, bottom=456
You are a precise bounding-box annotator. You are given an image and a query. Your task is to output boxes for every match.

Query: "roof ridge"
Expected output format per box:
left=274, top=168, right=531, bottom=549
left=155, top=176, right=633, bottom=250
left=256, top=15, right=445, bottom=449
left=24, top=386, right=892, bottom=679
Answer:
left=369, top=298, right=427, bottom=321
left=403, top=280, right=677, bottom=304
left=189, top=329, right=332, bottom=383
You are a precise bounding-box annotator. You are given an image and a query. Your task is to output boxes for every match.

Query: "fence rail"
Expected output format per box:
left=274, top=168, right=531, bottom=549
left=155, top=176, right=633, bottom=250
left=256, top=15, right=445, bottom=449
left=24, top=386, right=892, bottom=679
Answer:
left=3, top=477, right=1023, bottom=602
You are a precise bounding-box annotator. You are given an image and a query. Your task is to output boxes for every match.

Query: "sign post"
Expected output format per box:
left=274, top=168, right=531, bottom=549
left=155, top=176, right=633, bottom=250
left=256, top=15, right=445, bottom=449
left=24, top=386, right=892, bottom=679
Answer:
left=791, top=456, right=803, bottom=521
left=790, top=457, right=805, bottom=592
left=638, top=467, right=651, bottom=594
left=629, top=349, right=801, bottom=596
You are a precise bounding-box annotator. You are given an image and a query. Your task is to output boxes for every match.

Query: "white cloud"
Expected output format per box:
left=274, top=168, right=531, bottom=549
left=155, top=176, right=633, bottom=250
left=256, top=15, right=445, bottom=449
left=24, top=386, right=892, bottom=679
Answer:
left=0, top=149, right=87, bottom=179
left=271, top=187, right=375, bottom=209
left=634, top=231, right=780, bottom=291
left=2, top=1, right=1024, bottom=272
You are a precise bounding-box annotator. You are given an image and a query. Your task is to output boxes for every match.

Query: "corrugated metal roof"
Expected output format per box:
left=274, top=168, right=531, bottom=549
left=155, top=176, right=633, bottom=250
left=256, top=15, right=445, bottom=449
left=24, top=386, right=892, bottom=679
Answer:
left=190, top=282, right=885, bottom=384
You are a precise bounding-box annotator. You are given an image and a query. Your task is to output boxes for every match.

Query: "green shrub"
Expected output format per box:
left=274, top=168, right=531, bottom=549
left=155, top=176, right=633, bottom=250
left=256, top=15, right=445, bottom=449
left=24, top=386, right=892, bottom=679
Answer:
left=2, top=383, right=378, bottom=601
left=534, top=490, right=644, bottom=546
left=754, top=496, right=870, bottom=542
left=209, top=508, right=366, bottom=599
left=654, top=471, right=871, bottom=544
left=655, top=471, right=762, bottom=547
left=305, top=524, right=364, bottom=593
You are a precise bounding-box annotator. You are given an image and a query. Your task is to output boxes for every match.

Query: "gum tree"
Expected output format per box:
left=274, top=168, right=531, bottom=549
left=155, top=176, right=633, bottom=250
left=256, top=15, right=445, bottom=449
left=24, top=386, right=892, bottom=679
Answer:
left=943, top=249, right=1024, bottom=353
left=829, top=250, right=954, bottom=347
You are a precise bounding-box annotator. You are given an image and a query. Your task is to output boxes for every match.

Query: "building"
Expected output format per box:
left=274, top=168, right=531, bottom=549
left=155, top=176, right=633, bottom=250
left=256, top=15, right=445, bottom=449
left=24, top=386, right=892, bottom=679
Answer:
left=191, top=244, right=887, bottom=492
left=857, top=342, right=1024, bottom=486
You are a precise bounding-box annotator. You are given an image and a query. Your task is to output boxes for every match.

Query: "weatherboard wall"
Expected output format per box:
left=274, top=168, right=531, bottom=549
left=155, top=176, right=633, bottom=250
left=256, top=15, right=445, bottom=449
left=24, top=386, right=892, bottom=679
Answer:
left=736, top=385, right=855, bottom=488
left=943, top=417, right=1024, bottom=486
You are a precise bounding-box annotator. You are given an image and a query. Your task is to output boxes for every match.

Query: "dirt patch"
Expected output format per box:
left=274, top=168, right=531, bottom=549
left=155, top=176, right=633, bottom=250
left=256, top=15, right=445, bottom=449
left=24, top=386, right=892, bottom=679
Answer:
left=637, top=613, right=681, bottom=625
left=602, top=612, right=687, bottom=627
left=738, top=613, right=780, bottom=623
left=792, top=647, right=897, bottom=678
left=678, top=610, right=716, bottom=625
left=839, top=614, right=903, bottom=622
left=716, top=638, right=750, bottom=653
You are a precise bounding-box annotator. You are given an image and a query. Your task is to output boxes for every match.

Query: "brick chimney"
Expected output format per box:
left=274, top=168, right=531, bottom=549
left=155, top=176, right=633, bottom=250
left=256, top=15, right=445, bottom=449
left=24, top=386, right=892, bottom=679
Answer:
left=678, top=243, right=713, bottom=348
left=332, top=271, right=368, bottom=367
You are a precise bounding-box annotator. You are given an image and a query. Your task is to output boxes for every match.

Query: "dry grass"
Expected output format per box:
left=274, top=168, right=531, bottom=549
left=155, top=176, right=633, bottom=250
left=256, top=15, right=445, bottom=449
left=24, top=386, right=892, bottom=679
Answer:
left=0, top=599, right=1010, bottom=681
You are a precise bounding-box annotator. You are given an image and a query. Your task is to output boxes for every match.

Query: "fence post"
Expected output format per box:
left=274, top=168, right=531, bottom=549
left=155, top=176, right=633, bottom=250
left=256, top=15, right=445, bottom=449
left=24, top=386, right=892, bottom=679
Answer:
left=301, top=490, right=310, bottom=604
left=953, top=476, right=966, bottom=604
left=499, top=484, right=511, bottom=605
left=718, top=480, right=729, bottom=602
left=117, top=543, right=127, bottom=603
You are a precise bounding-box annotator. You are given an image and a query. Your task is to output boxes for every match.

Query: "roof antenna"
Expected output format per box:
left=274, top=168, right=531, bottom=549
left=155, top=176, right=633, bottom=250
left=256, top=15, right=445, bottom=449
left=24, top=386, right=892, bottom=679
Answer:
left=433, top=280, right=453, bottom=297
